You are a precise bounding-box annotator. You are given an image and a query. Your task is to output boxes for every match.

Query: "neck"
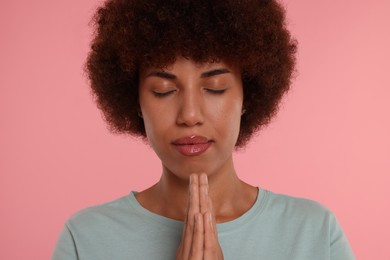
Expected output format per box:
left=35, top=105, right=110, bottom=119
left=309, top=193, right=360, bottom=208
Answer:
left=139, top=156, right=257, bottom=222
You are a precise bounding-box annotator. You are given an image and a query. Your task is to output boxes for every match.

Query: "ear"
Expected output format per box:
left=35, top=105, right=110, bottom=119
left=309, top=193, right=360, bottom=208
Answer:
left=241, top=108, right=246, bottom=116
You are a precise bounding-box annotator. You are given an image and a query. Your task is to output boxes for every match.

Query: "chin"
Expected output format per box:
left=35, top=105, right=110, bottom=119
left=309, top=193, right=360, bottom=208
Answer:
left=167, top=161, right=216, bottom=178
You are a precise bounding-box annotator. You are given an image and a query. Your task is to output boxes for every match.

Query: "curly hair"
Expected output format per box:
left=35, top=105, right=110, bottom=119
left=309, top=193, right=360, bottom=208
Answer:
left=86, top=0, right=297, bottom=147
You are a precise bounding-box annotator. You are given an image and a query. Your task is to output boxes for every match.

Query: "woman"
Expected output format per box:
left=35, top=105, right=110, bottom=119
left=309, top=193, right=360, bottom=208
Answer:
left=52, top=0, right=355, bottom=259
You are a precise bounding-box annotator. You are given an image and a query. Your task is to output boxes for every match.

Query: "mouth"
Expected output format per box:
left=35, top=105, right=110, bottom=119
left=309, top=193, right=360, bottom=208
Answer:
left=172, top=135, right=212, bottom=156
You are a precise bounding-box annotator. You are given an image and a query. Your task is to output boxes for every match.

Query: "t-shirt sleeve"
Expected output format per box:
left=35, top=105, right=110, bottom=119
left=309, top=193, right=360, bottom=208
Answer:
left=51, top=223, right=79, bottom=260
left=329, top=212, right=355, bottom=260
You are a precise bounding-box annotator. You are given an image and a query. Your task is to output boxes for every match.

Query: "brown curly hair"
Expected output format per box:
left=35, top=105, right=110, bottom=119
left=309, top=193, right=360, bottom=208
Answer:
left=86, top=0, right=297, bottom=147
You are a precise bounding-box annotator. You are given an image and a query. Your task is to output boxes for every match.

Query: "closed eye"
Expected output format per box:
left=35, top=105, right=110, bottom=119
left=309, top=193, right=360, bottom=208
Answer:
left=152, top=90, right=176, bottom=97
left=205, top=88, right=226, bottom=94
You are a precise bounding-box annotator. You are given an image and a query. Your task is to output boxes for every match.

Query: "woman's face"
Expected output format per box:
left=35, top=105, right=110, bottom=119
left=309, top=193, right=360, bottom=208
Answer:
left=139, top=57, right=243, bottom=179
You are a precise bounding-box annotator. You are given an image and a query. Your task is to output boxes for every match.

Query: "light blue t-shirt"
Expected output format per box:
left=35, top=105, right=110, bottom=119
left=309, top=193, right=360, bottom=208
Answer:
left=52, top=188, right=355, bottom=259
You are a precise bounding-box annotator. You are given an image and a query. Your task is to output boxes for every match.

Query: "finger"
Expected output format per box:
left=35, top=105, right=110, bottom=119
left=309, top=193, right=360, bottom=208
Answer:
left=189, top=174, right=200, bottom=216
left=200, top=174, right=218, bottom=236
left=190, top=213, right=204, bottom=260
left=178, top=174, right=200, bottom=259
left=186, top=174, right=200, bottom=230
left=199, top=173, right=209, bottom=214
left=204, top=211, right=214, bottom=245
left=203, top=211, right=219, bottom=260
left=206, top=196, right=218, bottom=237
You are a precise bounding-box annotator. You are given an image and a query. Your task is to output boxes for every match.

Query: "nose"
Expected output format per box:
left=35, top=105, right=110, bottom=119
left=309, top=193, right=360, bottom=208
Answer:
left=176, top=89, right=204, bottom=127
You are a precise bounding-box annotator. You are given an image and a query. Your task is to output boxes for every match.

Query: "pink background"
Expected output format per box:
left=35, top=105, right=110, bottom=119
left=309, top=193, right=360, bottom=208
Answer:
left=1, top=0, right=389, bottom=259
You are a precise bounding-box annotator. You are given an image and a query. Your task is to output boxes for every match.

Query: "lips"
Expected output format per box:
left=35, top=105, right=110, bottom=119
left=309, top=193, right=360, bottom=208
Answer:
left=172, top=135, right=212, bottom=156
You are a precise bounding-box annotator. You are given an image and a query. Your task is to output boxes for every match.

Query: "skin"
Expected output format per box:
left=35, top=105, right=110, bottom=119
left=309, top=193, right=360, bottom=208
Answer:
left=176, top=174, right=223, bottom=259
left=136, top=57, right=258, bottom=259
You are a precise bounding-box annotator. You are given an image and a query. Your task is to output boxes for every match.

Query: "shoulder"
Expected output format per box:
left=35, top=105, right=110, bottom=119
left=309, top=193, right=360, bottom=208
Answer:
left=263, top=189, right=334, bottom=224
left=260, top=190, right=347, bottom=244
left=263, top=191, right=355, bottom=258
left=266, top=190, right=330, bottom=213
left=65, top=193, right=135, bottom=230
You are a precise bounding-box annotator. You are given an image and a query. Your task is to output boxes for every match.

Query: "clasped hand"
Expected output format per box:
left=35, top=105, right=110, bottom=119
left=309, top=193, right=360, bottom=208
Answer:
left=176, top=174, right=224, bottom=260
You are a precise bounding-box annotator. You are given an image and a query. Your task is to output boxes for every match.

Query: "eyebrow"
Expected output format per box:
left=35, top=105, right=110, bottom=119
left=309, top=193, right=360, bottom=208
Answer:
left=145, top=71, right=176, bottom=79
left=145, top=68, right=230, bottom=79
left=200, top=68, right=230, bottom=78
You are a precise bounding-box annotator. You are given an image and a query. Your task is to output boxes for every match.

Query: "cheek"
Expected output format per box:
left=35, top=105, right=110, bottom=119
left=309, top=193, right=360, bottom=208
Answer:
left=210, top=97, right=242, bottom=137
left=141, top=101, right=174, bottom=150
left=226, top=93, right=243, bottom=137
left=143, top=112, right=166, bottom=139
left=139, top=97, right=159, bottom=140
left=142, top=114, right=167, bottom=157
